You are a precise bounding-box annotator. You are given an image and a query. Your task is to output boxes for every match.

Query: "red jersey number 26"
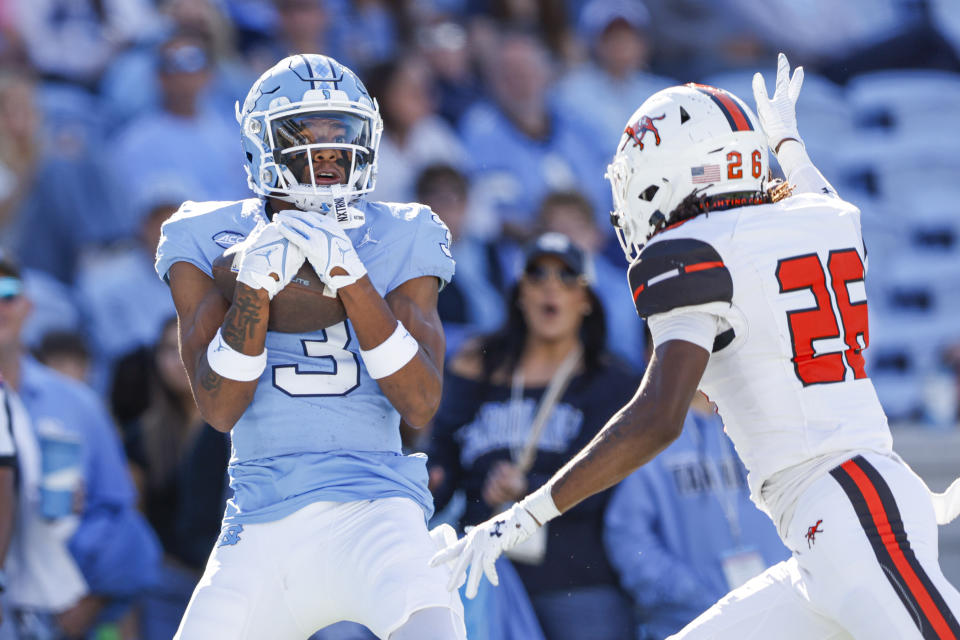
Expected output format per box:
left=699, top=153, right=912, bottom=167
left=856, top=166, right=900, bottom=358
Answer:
left=776, top=249, right=869, bottom=386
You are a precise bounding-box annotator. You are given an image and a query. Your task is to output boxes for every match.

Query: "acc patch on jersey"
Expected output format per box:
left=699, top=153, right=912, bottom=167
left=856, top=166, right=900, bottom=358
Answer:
left=628, top=238, right=733, bottom=318
left=212, top=230, right=245, bottom=248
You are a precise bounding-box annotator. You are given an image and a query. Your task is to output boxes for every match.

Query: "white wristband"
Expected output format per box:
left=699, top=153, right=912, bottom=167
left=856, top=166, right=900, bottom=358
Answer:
left=359, top=321, right=419, bottom=379
left=519, top=481, right=561, bottom=526
left=206, top=328, right=267, bottom=382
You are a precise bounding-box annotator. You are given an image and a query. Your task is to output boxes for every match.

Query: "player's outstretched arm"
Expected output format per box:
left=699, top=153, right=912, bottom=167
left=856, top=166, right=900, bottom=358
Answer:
left=432, top=339, right=709, bottom=598
left=548, top=340, right=709, bottom=512
left=753, top=52, right=839, bottom=198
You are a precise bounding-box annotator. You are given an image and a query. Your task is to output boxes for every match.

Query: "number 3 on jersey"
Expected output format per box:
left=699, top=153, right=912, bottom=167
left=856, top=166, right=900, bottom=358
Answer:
left=776, top=249, right=869, bottom=386
left=273, top=322, right=360, bottom=396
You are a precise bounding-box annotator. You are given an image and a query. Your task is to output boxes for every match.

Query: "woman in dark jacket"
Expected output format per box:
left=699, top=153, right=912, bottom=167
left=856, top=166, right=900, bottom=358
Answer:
left=428, top=232, right=640, bottom=640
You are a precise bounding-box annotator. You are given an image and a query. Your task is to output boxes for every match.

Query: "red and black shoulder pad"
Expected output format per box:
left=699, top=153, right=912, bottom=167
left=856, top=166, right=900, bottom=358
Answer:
left=628, top=238, right=733, bottom=318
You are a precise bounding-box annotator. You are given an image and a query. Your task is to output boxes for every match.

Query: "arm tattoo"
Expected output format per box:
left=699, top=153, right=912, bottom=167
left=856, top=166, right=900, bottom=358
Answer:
left=195, top=285, right=266, bottom=399
left=198, top=361, right=222, bottom=395
left=221, top=285, right=266, bottom=349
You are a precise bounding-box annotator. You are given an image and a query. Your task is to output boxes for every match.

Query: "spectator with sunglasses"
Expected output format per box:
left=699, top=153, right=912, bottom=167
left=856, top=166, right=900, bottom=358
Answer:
left=536, top=189, right=646, bottom=371
left=426, top=232, right=639, bottom=640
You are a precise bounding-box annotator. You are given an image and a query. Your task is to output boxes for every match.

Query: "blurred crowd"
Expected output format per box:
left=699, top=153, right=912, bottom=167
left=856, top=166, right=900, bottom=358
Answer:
left=0, top=0, right=959, bottom=638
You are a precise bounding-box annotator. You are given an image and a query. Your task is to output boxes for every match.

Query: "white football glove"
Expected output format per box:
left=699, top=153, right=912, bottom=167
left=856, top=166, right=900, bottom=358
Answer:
left=274, top=210, right=368, bottom=295
left=429, top=503, right=540, bottom=599
left=752, top=52, right=804, bottom=153
left=235, top=221, right=305, bottom=299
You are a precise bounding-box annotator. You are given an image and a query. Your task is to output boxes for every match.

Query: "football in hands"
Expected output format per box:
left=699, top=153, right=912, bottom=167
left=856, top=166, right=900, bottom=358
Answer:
left=212, top=248, right=347, bottom=333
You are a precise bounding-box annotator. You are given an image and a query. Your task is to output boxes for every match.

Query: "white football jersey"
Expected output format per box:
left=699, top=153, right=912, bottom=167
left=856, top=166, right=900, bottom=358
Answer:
left=631, top=193, right=892, bottom=509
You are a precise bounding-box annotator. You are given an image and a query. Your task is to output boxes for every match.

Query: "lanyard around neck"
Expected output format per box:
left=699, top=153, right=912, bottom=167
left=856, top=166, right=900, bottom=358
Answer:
left=509, top=345, right=583, bottom=473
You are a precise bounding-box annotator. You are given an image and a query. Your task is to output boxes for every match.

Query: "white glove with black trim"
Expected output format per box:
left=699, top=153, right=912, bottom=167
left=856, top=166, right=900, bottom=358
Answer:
left=752, top=52, right=804, bottom=153
left=275, top=210, right=367, bottom=295
left=235, top=221, right=305, bottom=299
left=430, top=503, right=540, bottom=599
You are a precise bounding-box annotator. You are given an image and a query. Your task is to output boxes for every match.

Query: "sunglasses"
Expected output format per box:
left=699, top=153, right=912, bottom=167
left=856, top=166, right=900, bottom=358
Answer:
left=523, top=263, right=584, bottom=287
left=159, top=44, right=209, bottom=74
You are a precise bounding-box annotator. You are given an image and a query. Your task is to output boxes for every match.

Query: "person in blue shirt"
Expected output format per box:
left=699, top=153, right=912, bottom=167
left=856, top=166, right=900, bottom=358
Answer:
left=13, top=82, right=126, bottom=283
left=0, top=364, right=90, bottom=640
left=364, top=57, right=467, bottom=205
left=459, top=29, right=612, bottom=239
left=75, top=176, right=188, bottom=392
left=111, top=30, right=249, bottom=234
left=0, top=254, right=160, bottom=638
left=604, top=387, right=790, bottom=639
left=414, top=164, right=504, bottom=359
left=156, top=54, right=465, bottom=639
left=99, top=0, right=255, bottom=128
left=555, top=0, right=676, bottom=153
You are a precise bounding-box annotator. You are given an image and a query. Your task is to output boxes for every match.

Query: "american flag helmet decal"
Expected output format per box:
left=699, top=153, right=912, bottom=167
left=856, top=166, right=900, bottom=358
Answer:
left=691, top=164, right=722, bottom=183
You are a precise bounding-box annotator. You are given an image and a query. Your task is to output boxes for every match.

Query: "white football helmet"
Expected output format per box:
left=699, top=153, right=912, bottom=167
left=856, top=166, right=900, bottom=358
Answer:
left=606, top=83, right=769, bottom=262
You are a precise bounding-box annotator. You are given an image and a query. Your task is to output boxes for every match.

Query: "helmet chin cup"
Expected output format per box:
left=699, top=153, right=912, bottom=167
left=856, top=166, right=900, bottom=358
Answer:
left=293, top=185, right=365, bottom=229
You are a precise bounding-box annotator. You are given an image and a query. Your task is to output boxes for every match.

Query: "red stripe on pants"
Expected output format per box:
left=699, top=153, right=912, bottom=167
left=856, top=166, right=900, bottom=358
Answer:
left=842, top=459, right=957, bottom=640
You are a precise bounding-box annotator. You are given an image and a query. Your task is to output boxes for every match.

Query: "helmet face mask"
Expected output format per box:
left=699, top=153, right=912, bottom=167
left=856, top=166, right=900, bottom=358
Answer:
left=238, top=55, right=383, bottom=227
left=270, top=111, right=371, bottom=190
left=606, top=83, right=769, bottom=262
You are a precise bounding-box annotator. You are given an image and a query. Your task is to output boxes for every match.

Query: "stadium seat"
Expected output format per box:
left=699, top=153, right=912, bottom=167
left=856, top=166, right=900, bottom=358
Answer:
left=846, top=69, right=960, bottom=149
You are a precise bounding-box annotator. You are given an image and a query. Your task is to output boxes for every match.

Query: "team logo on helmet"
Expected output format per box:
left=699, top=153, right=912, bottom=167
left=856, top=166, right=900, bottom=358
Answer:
left=624, top=113, right=666, bottom=150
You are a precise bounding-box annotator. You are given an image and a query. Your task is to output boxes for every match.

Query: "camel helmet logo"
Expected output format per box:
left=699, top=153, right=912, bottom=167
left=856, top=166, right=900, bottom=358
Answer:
left=624, top=113, right=666, bottom=150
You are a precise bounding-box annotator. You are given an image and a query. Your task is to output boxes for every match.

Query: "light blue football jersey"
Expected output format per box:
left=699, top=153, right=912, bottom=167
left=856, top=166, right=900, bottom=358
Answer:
left=156, top=197, right=455, bottom=524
